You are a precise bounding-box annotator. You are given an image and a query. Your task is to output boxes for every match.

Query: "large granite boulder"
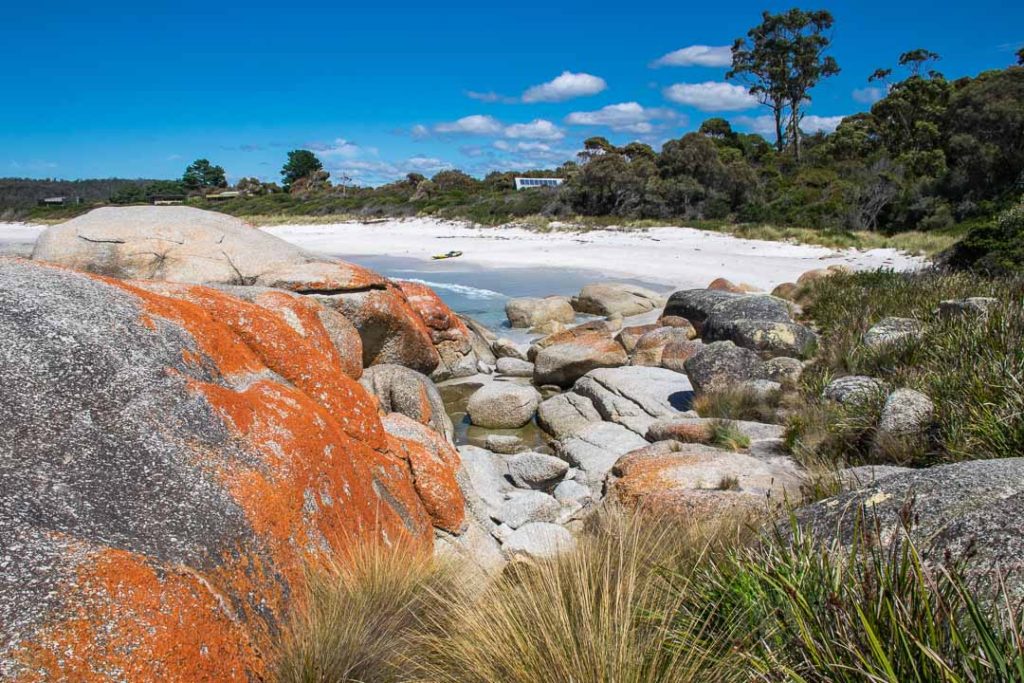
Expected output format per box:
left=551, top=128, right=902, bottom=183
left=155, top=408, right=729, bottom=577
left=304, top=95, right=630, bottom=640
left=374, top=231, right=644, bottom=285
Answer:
left=702, top=294, right=793, bottom=330
left=572, top=283, right=665, bottom=317
left=793, top=459, right=1024, bottom=600
left=360, top=364, right=454, bottom=443
left=32, top=206, right=446, bottom=375
left=466, top=383, right=541, bottom=429
left=397, top=280, right=480, bottom=380
left=661, top=289, right=740, bottom=331
left=704, top=319, right=817, bottom=359
left=684, top=341, right=767, bottom=394
left=555, top=422, right=649, bottom=493
left=0, top=258, right=447, bottom=681
left=571, top=366, right=694, bottom=436
left=533, top=335, right=628, bottom=387
left=505, top=296, right=575, bottom=329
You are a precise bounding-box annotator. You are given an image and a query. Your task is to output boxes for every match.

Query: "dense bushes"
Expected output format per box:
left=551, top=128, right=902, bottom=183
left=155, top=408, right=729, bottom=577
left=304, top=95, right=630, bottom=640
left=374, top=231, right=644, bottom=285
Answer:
left=946, top=198, right=1024, bottom=274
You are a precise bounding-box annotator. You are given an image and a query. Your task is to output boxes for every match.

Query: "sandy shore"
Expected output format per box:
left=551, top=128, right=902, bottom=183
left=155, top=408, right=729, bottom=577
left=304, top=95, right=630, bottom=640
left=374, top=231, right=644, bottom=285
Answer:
left=265, top=218, right=924, bottom=291
left=1, top=218, right=925, bottom=291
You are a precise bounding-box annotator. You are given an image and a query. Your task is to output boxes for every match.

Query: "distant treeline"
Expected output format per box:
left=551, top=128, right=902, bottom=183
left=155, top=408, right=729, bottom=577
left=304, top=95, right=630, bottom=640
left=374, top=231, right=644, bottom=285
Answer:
left=0, top=178, right=160, bottom=214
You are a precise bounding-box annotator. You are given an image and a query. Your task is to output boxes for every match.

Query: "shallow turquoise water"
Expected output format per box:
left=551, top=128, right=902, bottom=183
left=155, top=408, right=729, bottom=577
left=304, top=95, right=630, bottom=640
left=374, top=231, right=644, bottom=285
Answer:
left=336, top=253, right=668, bottom=333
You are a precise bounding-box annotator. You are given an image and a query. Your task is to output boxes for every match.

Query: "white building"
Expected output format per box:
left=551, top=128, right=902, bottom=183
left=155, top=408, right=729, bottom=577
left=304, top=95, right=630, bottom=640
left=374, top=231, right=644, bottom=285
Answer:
left=514, top=177, right=564, bottom=190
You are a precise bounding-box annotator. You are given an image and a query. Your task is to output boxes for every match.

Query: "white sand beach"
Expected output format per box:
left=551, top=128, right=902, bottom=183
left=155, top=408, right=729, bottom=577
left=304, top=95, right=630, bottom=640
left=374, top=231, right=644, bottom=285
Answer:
left=264, top=218, right=924, bottom=291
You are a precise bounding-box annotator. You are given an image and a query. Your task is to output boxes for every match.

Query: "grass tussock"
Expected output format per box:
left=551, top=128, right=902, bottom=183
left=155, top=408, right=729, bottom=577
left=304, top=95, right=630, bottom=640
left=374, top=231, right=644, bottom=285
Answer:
left=693, top=385, right=784, bottom=424
left=275, top=509, right=1024, bottom=683
left=418, top=509, right=753, bottom=683
left=708, top=420, right=751, bottom=451
left=788, top=269, right=1024, bottom=467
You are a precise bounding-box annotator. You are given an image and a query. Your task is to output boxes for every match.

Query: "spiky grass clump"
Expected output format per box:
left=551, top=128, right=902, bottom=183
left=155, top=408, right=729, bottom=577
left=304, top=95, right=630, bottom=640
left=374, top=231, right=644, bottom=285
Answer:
left=708, top=420, right=751, bottom=451
left=273, top=542, right=462, bottom=683
left=671, top=522, right=1024, bottom=682
left=417, top=508, right=754, bottom=683
left=791, top=269, right=1024, bottom=466
left=693, top=386, right=783, bottom=424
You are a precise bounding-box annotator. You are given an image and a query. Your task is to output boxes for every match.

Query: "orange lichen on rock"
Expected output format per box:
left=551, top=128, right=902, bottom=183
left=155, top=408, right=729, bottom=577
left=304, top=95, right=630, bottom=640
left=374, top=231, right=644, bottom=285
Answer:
left=134, top=281, right=385, bottom=449
left=195, top=379, right=433, bottom=587
left=397, top=279, right=471, bottom=345
left=382, top=413, right=465, bottom=534
left=13, top=545, right=262, bottom=682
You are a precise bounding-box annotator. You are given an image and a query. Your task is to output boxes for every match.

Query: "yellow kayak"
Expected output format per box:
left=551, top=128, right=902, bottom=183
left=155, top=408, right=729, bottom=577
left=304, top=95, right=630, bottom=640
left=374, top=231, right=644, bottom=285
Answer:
left=432, top=250, right=463, bottom=260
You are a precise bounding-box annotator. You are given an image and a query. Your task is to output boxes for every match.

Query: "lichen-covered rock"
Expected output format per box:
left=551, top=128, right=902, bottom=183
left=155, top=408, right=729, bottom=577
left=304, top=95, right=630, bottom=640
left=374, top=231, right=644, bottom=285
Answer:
left=771, top=282, right=799, bottom=300
left=466, top=383, right=541, bottom=429
left=572, top=283, right=665, bottom=317
left=359, top=364, right=454, bottom=443
left=555, top=422, right=649, bottom=493
left=660, top=338, right=704, bottom=373
left=397, top=280, right=480, bottom=380
left=707, top=277, right=746, bottom=293
left=704, top=319, right=817, bottom=359
left=492, top=337, right=527, bottom=361
left=763, top=355, right=804, bottom=386
left=863, top=316, right=924, bottom=350
left=533, top=335, right=628, bottom=387
left=527, top=319, right=616, bottom=361
left=505, top=296, right=575, bottom=329
left=617, top=324, right=661, bottom=353
left=703, top=294, right=793, bottom=330
left=382, top=413, right=466, bottom=534
left=935, top=297, right=998, bottom=319
left=32, top=206, right=453, bottom=377
left=684, top=341, right=767, bottom=394
left=608, top=441, right=803, bottom=517
left=0, top=258, right=442, bottom=681
left=792, top=458, right=1024, bottom=600
left=632, top=326, right=697, bottom=366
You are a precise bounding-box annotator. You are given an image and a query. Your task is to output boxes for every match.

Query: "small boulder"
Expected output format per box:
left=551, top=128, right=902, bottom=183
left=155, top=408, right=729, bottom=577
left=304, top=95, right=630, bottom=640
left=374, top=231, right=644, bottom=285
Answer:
left=863, top=317, right=924, bottom=350
left=703, top=294, right=793, bottom=331
left=359, top=364, right=454, bottom=443
left=507, top=452, right=570, bottom=489
left=771, top=282, right=799, bottom=300
left=821, top=375, right=886, bottom=406
left=618, top=324, right=661, bottom=353
left=873, top=388, right=934, bottom=457
left=495, top=357, right=535, bottom=378
left=492, top=338, right=528, bottom=360
left=763, top=356, right=804, bottom=386
left=492, top=491, right=561, bottom=528
left=660, top=339, right=704, bottom=372
left=505, top=296, right=574, bottom=329
left=485, top=434, right=526, bottom=454
left=684, top=341, right=766, bottom=394
left=533, top=336, right=628, bottom=387
left=707, top=277, right=746, bottom=293
left=553, top=479, right=593, bottom=505
left=467, top=383, right=541, bottom=429
left=657, top=315, right=693, bottom=328
left=572, top=283, right=665, bottom=317
left=936, top=297, right=998, bottom=320
left=571, top=366, right=694, bottom=436
left=631, top=326, right=697, bottom=367
left=502, top=522, right=576, bottom=559
left=796, top=268, right=833, bottom=285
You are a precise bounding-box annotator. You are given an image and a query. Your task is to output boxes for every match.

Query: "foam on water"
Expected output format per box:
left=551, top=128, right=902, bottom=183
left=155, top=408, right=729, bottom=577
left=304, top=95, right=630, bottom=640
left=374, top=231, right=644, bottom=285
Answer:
left=401, top=278, right=505, bottom=300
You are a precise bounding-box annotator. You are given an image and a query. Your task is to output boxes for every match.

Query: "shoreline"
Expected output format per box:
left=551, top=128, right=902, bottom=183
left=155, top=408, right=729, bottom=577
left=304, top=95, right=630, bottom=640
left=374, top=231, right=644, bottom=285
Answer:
left=263, top=217, right=925, bottom=291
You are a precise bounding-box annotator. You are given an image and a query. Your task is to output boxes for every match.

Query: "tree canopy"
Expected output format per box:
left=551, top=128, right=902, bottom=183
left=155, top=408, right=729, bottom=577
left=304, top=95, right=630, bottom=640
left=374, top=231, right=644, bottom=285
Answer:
left=181, top=159, right=227, bottom=191
left=281, top=150, right=325, bottom=189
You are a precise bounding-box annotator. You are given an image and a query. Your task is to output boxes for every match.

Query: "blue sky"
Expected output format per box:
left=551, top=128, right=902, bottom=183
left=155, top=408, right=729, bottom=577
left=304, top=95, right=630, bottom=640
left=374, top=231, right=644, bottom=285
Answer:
left=2, top=0, right=1020, bottom=185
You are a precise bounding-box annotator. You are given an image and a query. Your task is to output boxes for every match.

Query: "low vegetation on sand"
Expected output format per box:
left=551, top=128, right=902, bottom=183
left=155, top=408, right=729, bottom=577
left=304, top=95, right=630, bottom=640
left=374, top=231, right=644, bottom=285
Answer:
left=275, top=508, right=1024, bottom=682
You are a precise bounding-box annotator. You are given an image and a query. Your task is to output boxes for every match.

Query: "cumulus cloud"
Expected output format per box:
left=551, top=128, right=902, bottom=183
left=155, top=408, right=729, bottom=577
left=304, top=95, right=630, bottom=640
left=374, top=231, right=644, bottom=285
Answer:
left=733, top=114, right=847, bottom=136
left=308, top=138, right=372, bottom=158
left=651, top=45, right=732, bottom=68
left=504, top=119, right=565, bottom=140
left=494, top=140, right=552, bottom=152
left=522, top=71, right=607, bottom=103
left=466, top=90, right=517, bottom=103
left=852, top=86, right=885, bottom=104
left=426, top=116, right=564, bottom=140
left=800, top=115, right=846, bottom=134
left=434, top=115, right=504, bottom=135
left=328, top=156, right=453, bottom=185
left=565, top=102, right=681, bottom=133
left=663, top=82, right=757, bottom=111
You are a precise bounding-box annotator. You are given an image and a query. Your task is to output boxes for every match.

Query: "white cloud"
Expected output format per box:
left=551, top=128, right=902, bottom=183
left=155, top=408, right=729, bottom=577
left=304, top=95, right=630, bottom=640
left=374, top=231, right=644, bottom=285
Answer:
left=651, top=45, right=732, bottom=68
left=852, top=86, right=885, bottom=104
left=732, top=115, right=776, bottom=136
left=663, top=82, right=757, bottom=111
left=565, top=102, right=680, bottom=133
left=732, top=114, right=847, bottom=136
left=410, top=124, right=430, bottom=139
left=504, top=119, right=564, bottom=140
left=434, top=115, right=504, bottom=135
left=329, top=156, right=453, bottom=185
left=466, top=90, right=517, bottom=103
left=309, top=138, right=370, bottom=159
left=494, top=141, right=552, bottom=152
left=522, top=71, right=607, bottom=103
left=800, top=115, right=846, bottom=134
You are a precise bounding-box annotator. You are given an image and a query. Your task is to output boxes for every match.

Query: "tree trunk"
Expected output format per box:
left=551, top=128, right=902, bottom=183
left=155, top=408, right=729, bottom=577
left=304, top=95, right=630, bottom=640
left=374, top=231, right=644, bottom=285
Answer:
left=773, top=104, right=785, bottom=153
left=790, top=102, right=802, bottom=161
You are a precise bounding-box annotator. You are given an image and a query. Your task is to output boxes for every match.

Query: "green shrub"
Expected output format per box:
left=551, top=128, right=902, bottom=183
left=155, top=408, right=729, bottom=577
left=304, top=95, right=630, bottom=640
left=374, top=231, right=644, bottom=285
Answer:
left=948, top=198, right=1024, bottom=275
